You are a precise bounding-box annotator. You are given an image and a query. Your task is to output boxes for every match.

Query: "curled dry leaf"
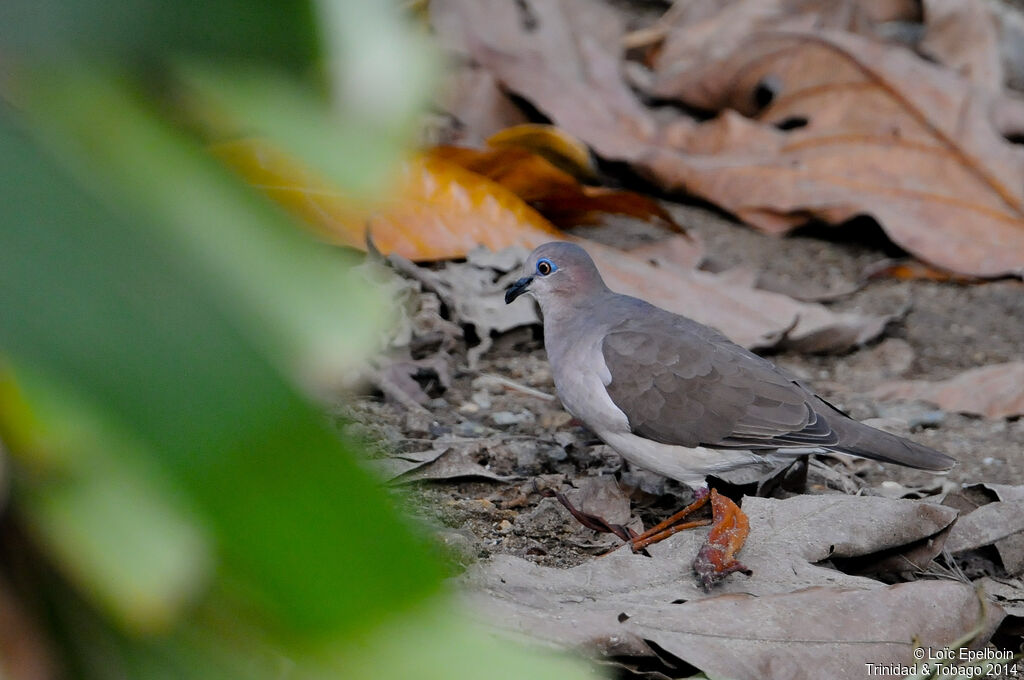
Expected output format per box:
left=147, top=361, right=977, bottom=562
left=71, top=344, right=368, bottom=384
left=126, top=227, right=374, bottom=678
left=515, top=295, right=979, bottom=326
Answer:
left=374, top=440, right=517, bottom=485
left=945, top=484, right=1024, bottom=575
left=428, top=144, right=685, bottom=232
left=871, top=361, right=1024, bottom=419
left=486, top=124, right=596, bottom=180
left=693, top=490, right=752, bottom=591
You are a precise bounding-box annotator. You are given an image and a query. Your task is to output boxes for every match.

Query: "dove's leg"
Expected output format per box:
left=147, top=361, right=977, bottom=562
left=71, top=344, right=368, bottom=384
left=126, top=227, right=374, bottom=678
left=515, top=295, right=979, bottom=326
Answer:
left=628, top=487, right=711, bottom=552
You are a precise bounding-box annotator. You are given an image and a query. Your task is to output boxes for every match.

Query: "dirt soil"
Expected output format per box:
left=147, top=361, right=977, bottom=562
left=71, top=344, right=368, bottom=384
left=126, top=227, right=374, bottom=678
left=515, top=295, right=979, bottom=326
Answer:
left=347, top=204, right=1024, bottom=572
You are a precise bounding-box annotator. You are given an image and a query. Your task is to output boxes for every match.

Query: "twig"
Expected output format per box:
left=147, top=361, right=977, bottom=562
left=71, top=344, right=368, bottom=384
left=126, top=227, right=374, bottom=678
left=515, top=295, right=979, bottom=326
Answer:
left=477, top=373, right=556, bottom=401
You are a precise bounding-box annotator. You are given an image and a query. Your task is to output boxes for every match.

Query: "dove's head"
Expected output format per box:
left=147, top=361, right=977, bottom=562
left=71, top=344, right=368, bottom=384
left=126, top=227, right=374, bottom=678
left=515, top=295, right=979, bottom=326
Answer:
left=504, top=242, right=608, bottom=310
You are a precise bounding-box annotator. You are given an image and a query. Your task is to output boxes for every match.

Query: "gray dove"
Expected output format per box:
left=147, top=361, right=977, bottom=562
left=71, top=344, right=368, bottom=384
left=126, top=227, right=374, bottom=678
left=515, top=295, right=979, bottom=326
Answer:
left=504, top=242, right=955, bottom=552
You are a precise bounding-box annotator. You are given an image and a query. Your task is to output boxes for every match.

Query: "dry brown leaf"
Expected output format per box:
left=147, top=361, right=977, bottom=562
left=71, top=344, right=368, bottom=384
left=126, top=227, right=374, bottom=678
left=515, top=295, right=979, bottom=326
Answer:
left=648, top=0, right=918, bottom=99
left=946, top=500, right=1024, bottom=560
left=379, top=440, right=517, bottom=485
left=641, top=29, right=1024, bottom=277
left=432, top=0, right=659, bottom=160
left=871, top=361, right=1024, bottom=419
left=945, top=484, right=1024, bottom=575
left=213, top=141, right=566, bottom=260
left=462, top=495, right=976, bottom=679
left=919, top=0, right=1003, bottom=91
left=586, top=247, right=891, bottom=351
left=621, top=583, right=997, bottom=680
left=434, top=65, right=530, bottom=146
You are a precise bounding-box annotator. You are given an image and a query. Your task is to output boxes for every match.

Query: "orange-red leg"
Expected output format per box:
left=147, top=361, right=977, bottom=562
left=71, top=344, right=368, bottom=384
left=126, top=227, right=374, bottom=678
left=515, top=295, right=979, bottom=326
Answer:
left=627, top=487, right=710, bottom=552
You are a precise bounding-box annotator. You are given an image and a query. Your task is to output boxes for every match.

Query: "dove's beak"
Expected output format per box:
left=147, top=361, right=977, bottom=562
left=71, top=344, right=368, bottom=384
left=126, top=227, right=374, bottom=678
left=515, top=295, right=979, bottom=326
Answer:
left=504, top=276, right=533, bottom=304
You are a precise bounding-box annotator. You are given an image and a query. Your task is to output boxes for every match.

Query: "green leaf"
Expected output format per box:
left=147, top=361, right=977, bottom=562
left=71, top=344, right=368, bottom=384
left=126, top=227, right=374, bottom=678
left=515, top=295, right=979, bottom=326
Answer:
left=0, top=101, right=444, bottom=634
left=16, top=67, right=387, bottom=392
left=0, top=364, right=213, bottom=633
left=0, top=0, right=319, bottom=66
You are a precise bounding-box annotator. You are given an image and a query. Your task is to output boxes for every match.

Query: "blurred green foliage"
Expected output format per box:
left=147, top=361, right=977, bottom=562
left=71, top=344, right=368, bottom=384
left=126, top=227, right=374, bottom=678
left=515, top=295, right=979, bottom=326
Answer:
left=0, top=1, right=596, bottom=678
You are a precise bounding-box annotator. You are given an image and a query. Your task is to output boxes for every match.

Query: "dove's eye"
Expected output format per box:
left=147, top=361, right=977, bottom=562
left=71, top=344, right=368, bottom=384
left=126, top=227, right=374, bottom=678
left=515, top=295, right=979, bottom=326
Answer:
left=536, top=258, right=556, bottom=276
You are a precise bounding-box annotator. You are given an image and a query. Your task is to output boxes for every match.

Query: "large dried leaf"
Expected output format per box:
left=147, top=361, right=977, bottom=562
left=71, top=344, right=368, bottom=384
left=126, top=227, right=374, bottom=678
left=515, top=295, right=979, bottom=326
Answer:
left=643, top=29, right=1024, bottom=278
left=461, top=495, right=983, bottom=679
left=216, top=138, right=889, bottom=352
left=871, top=361, right=1024, bottom=419
left=441, top=0, right=1024, bottom=277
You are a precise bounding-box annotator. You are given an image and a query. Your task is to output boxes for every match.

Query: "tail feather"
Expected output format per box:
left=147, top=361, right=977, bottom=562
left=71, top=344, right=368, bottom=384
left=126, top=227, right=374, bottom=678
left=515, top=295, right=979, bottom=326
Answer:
left=816, top=400, right=956, bottom=471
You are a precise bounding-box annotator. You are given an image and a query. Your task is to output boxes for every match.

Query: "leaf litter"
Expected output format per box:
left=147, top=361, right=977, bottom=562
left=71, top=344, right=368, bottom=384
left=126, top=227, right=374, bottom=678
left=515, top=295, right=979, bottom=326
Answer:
left=458, top=495, right=1006, bottom=680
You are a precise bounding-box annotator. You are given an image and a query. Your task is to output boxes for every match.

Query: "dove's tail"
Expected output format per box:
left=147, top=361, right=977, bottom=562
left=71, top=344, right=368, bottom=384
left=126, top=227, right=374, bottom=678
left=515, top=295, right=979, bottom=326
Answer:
left=817, top=400, right=956, bottom=471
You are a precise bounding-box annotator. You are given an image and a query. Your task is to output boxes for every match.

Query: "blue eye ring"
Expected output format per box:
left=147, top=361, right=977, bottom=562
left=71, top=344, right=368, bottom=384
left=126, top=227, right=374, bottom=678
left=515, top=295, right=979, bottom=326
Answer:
left=536, top=258, right=557, bottom=276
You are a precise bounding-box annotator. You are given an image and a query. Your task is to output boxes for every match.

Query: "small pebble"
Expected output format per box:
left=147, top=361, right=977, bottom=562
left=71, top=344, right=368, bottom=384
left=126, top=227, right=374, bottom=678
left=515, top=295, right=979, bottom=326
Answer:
left=491, top=410, right=536, bottom=426
left=553, top=431, right=577, bottom=447
left=403, top=410, right=434, bottom=436
left=453, top=420, right=488, bottom=437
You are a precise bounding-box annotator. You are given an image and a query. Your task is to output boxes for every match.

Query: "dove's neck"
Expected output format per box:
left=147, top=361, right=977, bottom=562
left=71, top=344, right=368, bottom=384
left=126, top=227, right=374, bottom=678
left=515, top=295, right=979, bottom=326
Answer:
left=539, top=289, right=622, bottom=365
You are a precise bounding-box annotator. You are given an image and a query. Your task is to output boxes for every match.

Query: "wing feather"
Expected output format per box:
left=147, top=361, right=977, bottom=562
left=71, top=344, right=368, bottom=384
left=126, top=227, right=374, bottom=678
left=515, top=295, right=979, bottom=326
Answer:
left=602, top=317, right=837, bottom=450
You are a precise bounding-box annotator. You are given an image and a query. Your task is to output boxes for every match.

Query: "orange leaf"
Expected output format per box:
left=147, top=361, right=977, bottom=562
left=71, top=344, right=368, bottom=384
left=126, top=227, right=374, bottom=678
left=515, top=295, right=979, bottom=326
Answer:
left=212, top=139, right=564, bottom=261
left=485, top=123, right=596, bottom=179
left=428, top=145, right=687, bottom=233
left=692, top=490, right=752, bottom=590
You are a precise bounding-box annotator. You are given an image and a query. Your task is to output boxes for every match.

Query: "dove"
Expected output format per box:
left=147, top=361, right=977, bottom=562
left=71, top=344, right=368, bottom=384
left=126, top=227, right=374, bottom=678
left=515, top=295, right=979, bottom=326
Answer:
left=505, top=241, right=954, bottom=584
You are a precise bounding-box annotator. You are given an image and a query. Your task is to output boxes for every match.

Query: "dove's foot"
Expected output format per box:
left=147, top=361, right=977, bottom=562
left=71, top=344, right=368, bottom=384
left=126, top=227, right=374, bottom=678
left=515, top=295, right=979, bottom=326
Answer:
left=692, top=489, right=752, bottom=591
left=628, top=487, right=712, bottom=552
